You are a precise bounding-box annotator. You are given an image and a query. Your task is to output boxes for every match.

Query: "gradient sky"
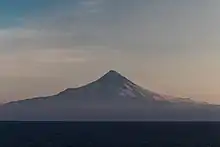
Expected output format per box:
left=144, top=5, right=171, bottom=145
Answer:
left=0, top=0, right=220, bottom=104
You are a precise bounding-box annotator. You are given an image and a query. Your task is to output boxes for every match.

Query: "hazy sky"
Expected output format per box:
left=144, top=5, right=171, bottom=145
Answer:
left=0, top=0, right=220, bottom=104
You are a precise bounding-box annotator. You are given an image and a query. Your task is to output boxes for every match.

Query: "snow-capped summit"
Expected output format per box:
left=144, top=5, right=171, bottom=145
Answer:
left=96, top=70, right=133, bottom=87
left=0, top=70, right=219, bottom=121
left=57, top=70, right=163, bottom=102
left=102, top=70, right=124, bottom=78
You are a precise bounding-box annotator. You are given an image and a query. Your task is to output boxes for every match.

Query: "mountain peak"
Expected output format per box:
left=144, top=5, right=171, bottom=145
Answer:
left=57, top=70, right=130, bottom=96
left=99, top=70, right=127, bottom=82
left=105, top=70, right=123, bottom=76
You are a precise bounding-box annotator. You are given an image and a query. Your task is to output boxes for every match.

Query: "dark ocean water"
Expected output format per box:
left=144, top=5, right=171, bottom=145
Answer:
left=0, top=122, right=219, bottom=147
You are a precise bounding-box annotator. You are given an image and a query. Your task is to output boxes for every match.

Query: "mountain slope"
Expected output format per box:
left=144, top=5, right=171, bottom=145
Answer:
left=0, top=70, right=219, bottom=121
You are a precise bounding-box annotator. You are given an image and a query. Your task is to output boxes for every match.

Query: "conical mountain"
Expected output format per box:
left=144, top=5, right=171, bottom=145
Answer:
left=0, top=70, right=217, bottom=121
left=57, top=70, right=161, bottom=102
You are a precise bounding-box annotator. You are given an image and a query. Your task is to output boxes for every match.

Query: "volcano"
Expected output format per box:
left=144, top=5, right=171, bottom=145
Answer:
left=0, top=70, right=219, bottom=121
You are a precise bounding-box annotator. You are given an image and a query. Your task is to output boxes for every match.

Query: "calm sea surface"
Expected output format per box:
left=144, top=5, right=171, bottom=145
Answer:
left=0, top=122, right=219, bottom=147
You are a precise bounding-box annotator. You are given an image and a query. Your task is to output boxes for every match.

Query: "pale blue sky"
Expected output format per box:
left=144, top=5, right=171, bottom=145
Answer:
left=0, top=0, right=220, bottom=104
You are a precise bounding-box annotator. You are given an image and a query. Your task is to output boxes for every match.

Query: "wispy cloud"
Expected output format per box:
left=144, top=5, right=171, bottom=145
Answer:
left=0, top=49, right=90, bottom=78
left=0, top=0, right=220, bottom=103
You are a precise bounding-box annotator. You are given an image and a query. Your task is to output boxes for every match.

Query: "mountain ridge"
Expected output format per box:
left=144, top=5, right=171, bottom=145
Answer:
left=0, top=70, right=219, bottom=121
left=4, top=70, right=196, bottom=105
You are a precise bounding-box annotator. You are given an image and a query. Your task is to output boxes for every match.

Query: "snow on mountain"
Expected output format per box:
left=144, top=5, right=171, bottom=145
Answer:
left=0, top=70, right=219, bottom=121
